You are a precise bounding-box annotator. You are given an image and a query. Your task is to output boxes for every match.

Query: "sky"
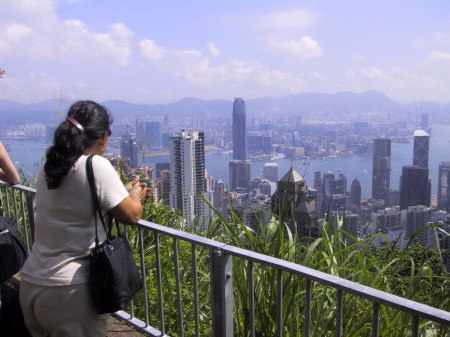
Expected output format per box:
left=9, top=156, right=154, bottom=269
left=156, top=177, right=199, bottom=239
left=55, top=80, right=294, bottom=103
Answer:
left=1, top=0, right=450, bottom=104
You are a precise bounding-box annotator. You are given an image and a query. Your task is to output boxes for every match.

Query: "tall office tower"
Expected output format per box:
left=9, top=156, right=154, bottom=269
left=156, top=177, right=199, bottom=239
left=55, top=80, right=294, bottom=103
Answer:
left=372, top=138, right=391, bottom=205
left=263, top=162, right=279, bottom=182
left=120, top=133, right=138, bottom=168
left=135, top=120, right=145, bottom=149
left=145, top=121, right=162, bottom=148
left=232, top=97, right=247, bottom=160
left=213, top=178, right=228, bottom=215
left=413, top=129, right=430, bottom=169
left=322, top=172, right=347, bottom=215
left=229, top=160, right=251, bottom=192
left=437, top=162, right=450, bottom=212
left=350, top=178, right=361, bottom=208
left=400, top=165, right=430, bottom=210
left=313, top=171, right=322, bottom=191
left=169, top=130, right=211, bottom=229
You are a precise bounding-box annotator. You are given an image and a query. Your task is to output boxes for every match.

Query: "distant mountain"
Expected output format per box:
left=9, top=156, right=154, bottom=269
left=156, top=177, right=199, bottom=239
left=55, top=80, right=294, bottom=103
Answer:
left=1, top=91, right=449, bottom=126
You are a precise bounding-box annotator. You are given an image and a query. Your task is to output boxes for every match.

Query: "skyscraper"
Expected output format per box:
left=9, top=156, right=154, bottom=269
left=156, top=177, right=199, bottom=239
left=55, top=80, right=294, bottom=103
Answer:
left=145, top=121, right=162, bottom=148
left=322, top=172, right=347, bottom=214
left=400, top=165, right=430, bottom=210
left=413, top=129, right=430, bottom=169
left=120, top=133, right=138, bottom=168
left=169, top=130, right=212, bottom=229
left=372, top=138, right=391, bottom=205
left=263, top=162, right=278, bottom=182
left=437, top=162, right=450, bottom=212
left=229, top=160, right=251, bottom=192
left=232, top=97, right=247, bottom=160
left=350, top=178, right=361, bottom=208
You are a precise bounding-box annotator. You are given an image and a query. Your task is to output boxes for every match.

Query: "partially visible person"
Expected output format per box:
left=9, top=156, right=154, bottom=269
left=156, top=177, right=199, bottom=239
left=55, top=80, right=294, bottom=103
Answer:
left=0, top=142, right=20, bottom=184
left=19, top=100, right=149, bottom=337
left=0, top=68, right=5, bottom=78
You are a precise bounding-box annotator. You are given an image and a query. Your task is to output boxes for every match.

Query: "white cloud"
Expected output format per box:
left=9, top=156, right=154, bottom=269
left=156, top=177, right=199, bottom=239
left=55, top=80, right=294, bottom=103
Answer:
left=361, top=67, right=394, bottom=82
left=139, top=39, right=304, bottom=94
left=427, top=51, right=450, bottom=64
left=433, top=32, right=450, bottom=46
left=309, top=71, right=325, bottom=80
left=207, top=42, right=221, bottom=57
left=250, top=9, right=319, bottom=31
left=266, top=36, right=322, bottom=59
left=0, top=1, right=134, bottom=67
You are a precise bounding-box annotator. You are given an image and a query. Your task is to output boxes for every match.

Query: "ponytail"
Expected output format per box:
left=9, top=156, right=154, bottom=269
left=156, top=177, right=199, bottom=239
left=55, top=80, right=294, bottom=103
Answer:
left=44, top=100, right=112, bottom=189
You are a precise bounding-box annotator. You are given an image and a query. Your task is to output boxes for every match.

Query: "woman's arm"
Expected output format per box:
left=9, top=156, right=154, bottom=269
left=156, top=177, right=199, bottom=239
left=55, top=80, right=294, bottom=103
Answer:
left=0, top=142, right=20, bottom=184
left=110, top=178, right=149, bottom=226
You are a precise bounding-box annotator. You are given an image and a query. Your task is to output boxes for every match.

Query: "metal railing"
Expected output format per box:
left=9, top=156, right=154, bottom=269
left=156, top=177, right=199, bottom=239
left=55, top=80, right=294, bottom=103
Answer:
left=2, top=181, right=450, bottom=337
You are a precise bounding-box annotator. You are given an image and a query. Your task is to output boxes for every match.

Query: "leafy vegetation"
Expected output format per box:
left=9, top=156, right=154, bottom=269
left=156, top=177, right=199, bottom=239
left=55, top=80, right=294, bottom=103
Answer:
left=3, top=167, right=449, bottom=336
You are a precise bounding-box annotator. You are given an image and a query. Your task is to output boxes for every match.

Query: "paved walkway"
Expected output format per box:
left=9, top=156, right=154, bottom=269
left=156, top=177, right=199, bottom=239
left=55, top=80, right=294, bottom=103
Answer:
left=107, top=316, right=146, bottom=337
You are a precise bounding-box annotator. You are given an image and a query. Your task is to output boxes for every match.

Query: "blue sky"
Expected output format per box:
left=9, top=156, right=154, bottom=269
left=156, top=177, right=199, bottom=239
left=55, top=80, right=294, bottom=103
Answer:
left=1, top=0, right=450, bottom=104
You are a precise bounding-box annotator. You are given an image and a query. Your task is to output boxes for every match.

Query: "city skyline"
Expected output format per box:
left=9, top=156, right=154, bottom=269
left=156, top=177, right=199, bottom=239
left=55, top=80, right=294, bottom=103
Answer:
left=1, top=1, right=450, bottom=104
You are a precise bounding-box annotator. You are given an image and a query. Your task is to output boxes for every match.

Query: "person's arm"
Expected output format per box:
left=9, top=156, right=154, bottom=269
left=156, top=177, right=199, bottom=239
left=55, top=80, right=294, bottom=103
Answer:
left=0, top=142, right=20, bottom=184
left=110, top=177, right=150, bottom=226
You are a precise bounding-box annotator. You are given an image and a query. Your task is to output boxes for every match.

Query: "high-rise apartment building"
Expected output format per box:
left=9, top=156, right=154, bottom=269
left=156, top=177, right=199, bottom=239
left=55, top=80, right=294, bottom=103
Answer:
left=120, top=133, right=138, bottom=168
left=437, top=162, right=450, bottom=212
left=169, top=130, right=212, bottom=229
left=263, top=162, right=279, bottom=183
left=372, top=138, right=391, bottom=205
left=413, top=129, right=430, bottom=169
left=232, top=97, right=247, bottom=160
left=400, top=165, right=430, bottom=210
left=229, top=160, right=251, bottom=192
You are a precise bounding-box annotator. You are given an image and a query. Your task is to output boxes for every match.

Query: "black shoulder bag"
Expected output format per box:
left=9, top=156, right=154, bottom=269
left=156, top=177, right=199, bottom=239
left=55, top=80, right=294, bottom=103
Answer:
left=0, top=216, right=28, bottom=284
left=86, top=155, right=143, bottom=314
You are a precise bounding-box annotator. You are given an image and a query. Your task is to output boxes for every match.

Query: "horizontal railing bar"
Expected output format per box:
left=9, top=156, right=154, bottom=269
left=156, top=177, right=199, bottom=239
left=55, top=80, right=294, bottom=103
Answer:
left=135, top=220, right=228, bottom=250
left=113, top=311, right=168, bottom=337
left=0, top=181, right=37, bottom=193
left=136, top=219, right=450, bottom=327
left=218, top=244, right=450, bottom=327
left=3, top=183, right=450, bottom=330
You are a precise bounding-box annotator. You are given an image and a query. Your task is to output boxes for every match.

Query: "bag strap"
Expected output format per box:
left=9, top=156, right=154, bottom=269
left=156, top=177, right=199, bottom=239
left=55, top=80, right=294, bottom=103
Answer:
left=86, top=155, right=110, bottom=246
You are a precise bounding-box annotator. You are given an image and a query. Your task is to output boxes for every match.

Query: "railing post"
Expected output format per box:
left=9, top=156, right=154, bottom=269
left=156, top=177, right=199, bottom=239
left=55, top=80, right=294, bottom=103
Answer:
left=211, top=249, right=233, bottom=337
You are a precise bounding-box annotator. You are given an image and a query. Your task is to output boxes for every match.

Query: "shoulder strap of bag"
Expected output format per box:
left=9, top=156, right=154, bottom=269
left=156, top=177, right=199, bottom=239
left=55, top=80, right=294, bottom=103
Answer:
left=86, top=155, right=110, bottom=246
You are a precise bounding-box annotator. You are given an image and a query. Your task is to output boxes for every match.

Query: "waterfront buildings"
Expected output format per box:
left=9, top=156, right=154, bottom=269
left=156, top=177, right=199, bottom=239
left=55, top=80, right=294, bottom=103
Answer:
left=372, top=138, right=391, bottom=206
left=263, top=162, right=279, bottom=183
left=350, top=178, right=361, bottom=208
left=229, top=160, right=251, bottom=192
left=272, top=167, right=318, bottom=237
left=169, top=130, right=212, bottom=230
left=232, top=97, right=247, bottom=161
left=400, top=165, right=430, bottom=210
left=120, top=132, right=138, bottom=168
left=437, top=162, right=450, bottom=212
left=413, top=129, right=430, bottom=169
left=322, top=172, right=347, bottom=215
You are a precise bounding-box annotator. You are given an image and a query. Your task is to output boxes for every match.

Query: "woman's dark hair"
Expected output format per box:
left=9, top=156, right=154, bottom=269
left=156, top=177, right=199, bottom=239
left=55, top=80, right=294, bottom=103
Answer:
left=44, top=100, right=112, bottom=189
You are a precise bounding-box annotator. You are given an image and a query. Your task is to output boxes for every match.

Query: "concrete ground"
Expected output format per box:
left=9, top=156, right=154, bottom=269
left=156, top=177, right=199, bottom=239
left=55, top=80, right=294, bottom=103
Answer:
left=107, top=316, right=147, bottom=337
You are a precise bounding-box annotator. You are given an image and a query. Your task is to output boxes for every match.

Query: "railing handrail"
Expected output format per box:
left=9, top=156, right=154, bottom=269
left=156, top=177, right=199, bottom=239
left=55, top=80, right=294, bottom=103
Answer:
left=135, top=219, right=450, bottom=327
left=2, top=181, right=450, bottom=335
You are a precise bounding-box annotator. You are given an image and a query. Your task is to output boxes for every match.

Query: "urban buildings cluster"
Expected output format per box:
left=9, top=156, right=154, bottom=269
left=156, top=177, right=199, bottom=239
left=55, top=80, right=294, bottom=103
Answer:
left=110, top=98, right=449, bottom=273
